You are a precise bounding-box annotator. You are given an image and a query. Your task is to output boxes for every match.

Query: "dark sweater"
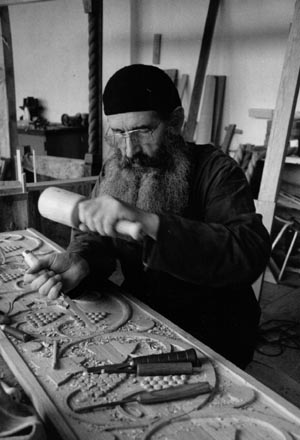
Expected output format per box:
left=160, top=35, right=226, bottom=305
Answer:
left=68, top=144, right=271, bottom=368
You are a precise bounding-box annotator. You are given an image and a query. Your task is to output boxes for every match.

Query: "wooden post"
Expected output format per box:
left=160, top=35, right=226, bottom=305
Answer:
left=0, top=7, right=18, bottom=170
left=32, top=149, right=37, bottom=182
left=83, top=0, right=103, bottom=175
left=0, top=1, right=55, bottom=5
left=153, top=33, right=162, bottom=65
left=257, top=0, right=300, bottom=233
left=254, top=0, right=300, bottom=297
left=183, top=0, right=221, bottom=142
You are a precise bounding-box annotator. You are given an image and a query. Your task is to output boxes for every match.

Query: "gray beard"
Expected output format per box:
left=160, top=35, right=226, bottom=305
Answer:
left=98, top=134, right=192, bottom=215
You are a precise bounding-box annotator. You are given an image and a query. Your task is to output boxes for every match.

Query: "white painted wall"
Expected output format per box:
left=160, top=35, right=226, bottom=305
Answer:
left=9, top=0, right=131, bottom=123
left=214, top=0, right=296, bottom=149
left=10, top=0, right=89, bottom=123
left=132, top=0, right=296, bottom=148
left=7, top=0, right=298, bottom=150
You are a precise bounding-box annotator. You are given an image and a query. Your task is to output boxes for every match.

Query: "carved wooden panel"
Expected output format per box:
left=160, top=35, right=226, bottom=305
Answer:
left=1, top=228, right=300, bottom=440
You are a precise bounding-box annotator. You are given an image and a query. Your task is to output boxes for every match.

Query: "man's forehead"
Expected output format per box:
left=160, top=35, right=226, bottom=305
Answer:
left=107, top=110, right=160, bottom=130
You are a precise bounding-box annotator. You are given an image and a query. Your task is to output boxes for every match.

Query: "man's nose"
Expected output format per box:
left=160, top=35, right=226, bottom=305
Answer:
left=125, top=135, right=140, bottom=158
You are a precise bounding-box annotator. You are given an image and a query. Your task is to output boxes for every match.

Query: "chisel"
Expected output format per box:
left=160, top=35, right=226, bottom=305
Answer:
left=74, top=381, right=211, bottom=413
left=0, top=324, right=33, bottom=342
left=87, top=348, right=199, bottom=374
left=22, top=250, right=94, bottom=330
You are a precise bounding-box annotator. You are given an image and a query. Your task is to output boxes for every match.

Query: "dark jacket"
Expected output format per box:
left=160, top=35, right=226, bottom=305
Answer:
left=68, top=144, right=271, bottom=368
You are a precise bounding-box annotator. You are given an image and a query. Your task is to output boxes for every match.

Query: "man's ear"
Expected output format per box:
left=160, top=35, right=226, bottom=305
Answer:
left=168, top=107, right=185, bottom=134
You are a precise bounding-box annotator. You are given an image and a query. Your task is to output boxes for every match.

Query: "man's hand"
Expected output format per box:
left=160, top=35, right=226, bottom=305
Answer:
left=23, top=252, right=90, bottom=300
left=78, top=194, right=159, bottom=240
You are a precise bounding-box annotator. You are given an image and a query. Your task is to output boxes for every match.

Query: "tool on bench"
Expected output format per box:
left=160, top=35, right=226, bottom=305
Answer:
left=22, top=250, right=95, bottom=330
left=0, top=324, right=33, bottom=342
left=87, top=348, right=199, bottom=374
left=1, top=307, right=33, bottom=342
left=38, top=186, right=143, bottom=240
left=74, top=381, right=211, bottom=413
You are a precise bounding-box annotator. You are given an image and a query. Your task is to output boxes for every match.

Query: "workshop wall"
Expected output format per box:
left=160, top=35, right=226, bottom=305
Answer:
left=9, top=0, right=131, bottom=124
left=8, top=0, right=298, bottom=150
left=133, top=0, right=296, bottom=149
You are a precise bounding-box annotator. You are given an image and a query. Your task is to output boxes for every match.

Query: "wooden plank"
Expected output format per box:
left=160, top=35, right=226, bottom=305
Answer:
left=255, top=199, right=276, bottom=243
left=212, top=75, right=226, bottom=146
left=0, top=0, right=54, bottom=5
left=0, top=176, right=97, bottom=196
left=183, top=0, right=221, bottom=142
left=152, top=33, right=162, bottom=65
left=2, top=228, right=300, bottom=436
left=195, top=75, right=216, bottom=144
left=178, top=73, right=189, bottom=100
left=249, top=108, right=300, bottom=120
left=0, top=7, right=17, bottom=163
left=221, top=124, right=236, bottom=154
left=257, top=0, right=300, bottom=227
left=253, top=198, right=277, bottom=293
left=23, top=155, right=92, bottom=180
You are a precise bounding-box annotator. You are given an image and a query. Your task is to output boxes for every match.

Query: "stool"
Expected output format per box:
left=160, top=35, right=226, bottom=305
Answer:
left=271, top=215, right=300, bottom=282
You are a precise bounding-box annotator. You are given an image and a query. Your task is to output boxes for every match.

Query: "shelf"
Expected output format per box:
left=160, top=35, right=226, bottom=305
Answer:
left=285, top=156, right=300, bottom=165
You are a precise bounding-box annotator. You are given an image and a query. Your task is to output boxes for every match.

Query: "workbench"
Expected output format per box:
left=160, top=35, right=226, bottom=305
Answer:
left=1, top=228, right=300, bottom=440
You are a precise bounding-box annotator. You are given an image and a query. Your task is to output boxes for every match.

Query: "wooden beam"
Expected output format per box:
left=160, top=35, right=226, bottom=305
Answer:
left=0, top=7, right=17, bottom=163
left=23, top=154, right=92, bottom=180
left=0, top=0, right=54, bottom=5
left=183, top=0, right=221, bottom=142
left=221, top=124, right=236, bottom=154
left=249, top=107, right=300, bottom=120
left=0, top=176, right=97, bottom=196
left=195, top=75, right=216, bottom=144
left=152, top=33, right=162, bottom=65
left=178, top=74, right=189, bottom=100
left=212, top=75, right=226, bottom=146
left=84, top=0, right=103, bottom=173
left=257, top=0, right=300, bottom=233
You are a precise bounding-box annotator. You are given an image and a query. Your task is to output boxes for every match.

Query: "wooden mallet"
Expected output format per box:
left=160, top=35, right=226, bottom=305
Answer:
left=37, top=187, right=143, bottom=240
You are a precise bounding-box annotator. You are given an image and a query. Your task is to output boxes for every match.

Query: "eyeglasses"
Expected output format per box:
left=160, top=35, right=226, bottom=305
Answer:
left=104, top=122, right=161, bottom=148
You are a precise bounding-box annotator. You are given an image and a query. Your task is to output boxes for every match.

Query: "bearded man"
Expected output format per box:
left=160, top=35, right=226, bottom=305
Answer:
left=25, top=64, right=271, bottom=369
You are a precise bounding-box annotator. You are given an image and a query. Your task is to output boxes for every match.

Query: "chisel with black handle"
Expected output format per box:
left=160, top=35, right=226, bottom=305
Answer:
left=87, top=348, right=199, bottom=374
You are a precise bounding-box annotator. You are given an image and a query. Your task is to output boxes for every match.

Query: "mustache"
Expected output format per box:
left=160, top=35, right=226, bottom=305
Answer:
left=117, top=144, right=174, bottom=170
left=120, top=152, right=163, bottom=169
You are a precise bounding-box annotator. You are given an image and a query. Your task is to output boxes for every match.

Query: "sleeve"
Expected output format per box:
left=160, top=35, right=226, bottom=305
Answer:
left=143, top=153, right=271, bottom=288
left=66, top=174, right=117, bottom=282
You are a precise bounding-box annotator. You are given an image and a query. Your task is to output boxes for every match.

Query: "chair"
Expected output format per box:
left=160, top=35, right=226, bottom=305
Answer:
left=270, top=215, right=300, bottom=282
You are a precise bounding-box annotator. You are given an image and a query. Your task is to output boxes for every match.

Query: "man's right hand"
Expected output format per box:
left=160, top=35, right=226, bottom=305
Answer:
left=23, top=252, right=90, bottom=300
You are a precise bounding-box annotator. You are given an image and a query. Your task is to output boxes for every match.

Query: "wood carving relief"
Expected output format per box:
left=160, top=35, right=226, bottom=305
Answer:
left=1, top=229, right=300, bottom=440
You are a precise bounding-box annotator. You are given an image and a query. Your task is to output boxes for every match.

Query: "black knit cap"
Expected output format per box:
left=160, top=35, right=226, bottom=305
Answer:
left=103, top=64, right=181, bottom=118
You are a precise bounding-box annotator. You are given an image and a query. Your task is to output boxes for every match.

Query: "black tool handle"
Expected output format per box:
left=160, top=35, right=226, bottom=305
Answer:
left=132, top=348, right=198, bottom=366
left=136, top=382, right=211, bottom=404
left=137, top=362, right=193, bottom=376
